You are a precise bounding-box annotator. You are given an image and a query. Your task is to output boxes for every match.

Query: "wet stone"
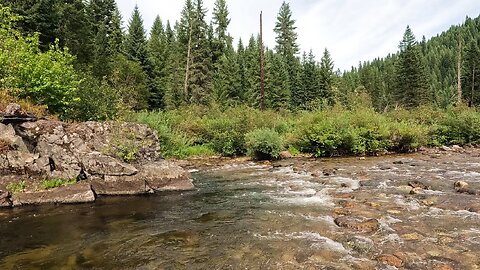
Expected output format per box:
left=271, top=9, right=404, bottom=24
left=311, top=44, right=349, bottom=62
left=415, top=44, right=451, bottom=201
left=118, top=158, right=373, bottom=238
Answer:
left=376, top=254, right=404, bottom=268
left=345, top=236, right=374, bottom=254
left=334, top=217, right=380, bottom=233
left=408, top=180, right=429, bottom=189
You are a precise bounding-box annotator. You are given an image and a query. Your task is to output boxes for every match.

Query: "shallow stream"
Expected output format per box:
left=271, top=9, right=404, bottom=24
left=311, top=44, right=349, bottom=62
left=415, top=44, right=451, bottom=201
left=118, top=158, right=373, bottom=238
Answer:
left=1, top=150, right=480, bottom=269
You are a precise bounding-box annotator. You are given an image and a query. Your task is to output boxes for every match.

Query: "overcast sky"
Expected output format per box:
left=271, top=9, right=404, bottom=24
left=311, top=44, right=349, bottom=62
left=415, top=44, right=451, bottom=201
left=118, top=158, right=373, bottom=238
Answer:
left=117, top=0, right=480, bottom=71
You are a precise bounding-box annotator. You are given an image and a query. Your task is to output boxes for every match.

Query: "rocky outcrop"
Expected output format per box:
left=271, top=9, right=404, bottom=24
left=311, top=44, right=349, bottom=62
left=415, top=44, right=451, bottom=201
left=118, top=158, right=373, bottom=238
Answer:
left=12, top=183, right=95, bottom=206
left=0, top=103, right=194, bottom=208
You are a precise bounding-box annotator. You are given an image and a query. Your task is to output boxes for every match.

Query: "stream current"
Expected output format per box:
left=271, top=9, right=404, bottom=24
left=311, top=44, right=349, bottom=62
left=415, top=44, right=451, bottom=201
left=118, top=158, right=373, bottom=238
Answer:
left=0, top=150, right=480, bottom=269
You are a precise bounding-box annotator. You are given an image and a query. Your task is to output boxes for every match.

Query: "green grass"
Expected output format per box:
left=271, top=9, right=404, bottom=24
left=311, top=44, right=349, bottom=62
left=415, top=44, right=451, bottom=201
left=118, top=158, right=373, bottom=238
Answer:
left=6, top=181, right=26, bottom=193
left=41, top=179, right=77, bottom=190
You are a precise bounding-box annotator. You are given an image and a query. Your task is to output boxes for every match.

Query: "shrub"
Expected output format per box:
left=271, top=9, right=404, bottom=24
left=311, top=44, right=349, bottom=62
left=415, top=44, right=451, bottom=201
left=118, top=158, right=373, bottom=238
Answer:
left=0, top=6, right=79, bottom=119
left=70, top=73, right=123, bottom=121
left=389, top=121, right=429, bottom=152
left=245, top=128, right=283, bottom=160
left=434, top=107, right=480, bottom=145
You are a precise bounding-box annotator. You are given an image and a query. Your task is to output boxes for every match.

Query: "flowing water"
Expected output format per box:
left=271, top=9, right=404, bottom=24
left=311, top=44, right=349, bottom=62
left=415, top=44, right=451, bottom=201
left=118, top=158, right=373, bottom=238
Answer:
left=1, top=150, right=480, bottom=269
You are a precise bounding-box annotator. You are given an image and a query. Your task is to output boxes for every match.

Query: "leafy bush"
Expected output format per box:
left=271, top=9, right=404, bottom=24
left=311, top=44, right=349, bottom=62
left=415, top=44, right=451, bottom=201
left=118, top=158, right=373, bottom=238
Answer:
left=0, top=6, right=79, bottom=119
left=434, top=107, right=480, bottom=145
left=245, top=128, right=283, bottom=160
left=70, top=73, right=123, bottom=121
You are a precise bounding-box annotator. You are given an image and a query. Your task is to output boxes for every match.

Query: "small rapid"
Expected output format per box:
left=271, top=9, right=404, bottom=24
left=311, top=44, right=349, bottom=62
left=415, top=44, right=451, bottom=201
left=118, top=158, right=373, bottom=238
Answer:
left=0, top=149, right=480, bottom=269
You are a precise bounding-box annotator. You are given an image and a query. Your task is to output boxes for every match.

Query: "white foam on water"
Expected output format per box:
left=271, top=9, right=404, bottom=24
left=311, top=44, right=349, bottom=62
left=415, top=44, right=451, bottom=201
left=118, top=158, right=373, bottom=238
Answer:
left=377, top=181, right=389, bottom=189
left=378, top=216, right=402, bottom=233
left=393, top=195, right=422, bottom=211
left=253, top=231, right=349, bottom=254
left=273, top=193, right=335, bottom=207
left=188, top=169, right=200, bottom=173
left=381, top=233, right=403, bottom=244
left=211, top=162, right=268, bottom=172
left=329, top=177, right=360, bottom=191
left=301, top=214, right=336, bottom=225
left=464, top=171, right=480, bottom=178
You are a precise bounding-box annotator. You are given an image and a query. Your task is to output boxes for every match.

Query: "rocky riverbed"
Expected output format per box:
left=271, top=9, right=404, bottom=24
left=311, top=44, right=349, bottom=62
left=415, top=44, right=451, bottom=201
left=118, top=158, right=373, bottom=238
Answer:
left=1, top=146, right=479, bottom=269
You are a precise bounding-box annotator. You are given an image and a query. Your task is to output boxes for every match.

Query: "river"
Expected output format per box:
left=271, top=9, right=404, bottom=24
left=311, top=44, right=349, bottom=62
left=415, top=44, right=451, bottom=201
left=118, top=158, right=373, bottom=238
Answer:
left=0, top=149, right=479, bottom=269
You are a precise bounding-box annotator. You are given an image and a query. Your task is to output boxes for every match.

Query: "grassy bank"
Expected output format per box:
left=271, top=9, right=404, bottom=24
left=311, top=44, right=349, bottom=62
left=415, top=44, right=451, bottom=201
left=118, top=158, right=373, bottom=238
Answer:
left=130, top=104, right=480, bottom=160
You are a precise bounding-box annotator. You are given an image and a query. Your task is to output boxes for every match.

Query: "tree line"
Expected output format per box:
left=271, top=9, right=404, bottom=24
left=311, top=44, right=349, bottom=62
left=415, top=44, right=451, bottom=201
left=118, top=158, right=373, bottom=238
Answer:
left=0, top=0, right=479, bottom=120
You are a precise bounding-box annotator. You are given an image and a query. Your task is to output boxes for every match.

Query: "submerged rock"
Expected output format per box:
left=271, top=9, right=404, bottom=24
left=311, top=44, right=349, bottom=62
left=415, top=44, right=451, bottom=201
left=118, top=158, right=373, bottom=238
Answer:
left=454, top=181, right=469, bottom=190
left=376, top=254, right=404, bottom=268
left=334, top=216, right=379, bottom=233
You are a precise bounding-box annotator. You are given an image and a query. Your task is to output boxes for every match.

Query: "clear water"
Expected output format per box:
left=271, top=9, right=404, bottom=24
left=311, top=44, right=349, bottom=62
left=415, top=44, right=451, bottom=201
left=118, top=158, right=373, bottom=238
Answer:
left=1, top=153, right=480, bottom=269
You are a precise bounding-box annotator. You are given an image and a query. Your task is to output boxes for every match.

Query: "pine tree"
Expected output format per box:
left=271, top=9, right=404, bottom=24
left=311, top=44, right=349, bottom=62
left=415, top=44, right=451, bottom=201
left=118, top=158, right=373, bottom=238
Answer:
left=265, top=50, right=290, bottom=109
left=212, top=43, right=241, bottom=106
left=297, top=50, right=320, bottom=108
left=187, top=0, right=212, bottom=105
left=274, top=1, right=299, bottom=59
left=87, top=0, right=122, bottom=77
left=147, top=16, right=167, bottom=109
left=463, top=39, right=480, bottom=106
left=273, top=1, right=300, bottom=108
left=211, top=0, right=231, bottom=64
left=236, top=38, right=247, bottom=103
left=319, top=48, right=336, bottom=105
left=394, top=26, right=430, bottom=108
left=1, top=0, right=61, bottom=51
left=124, top=5, right=148, bottom=68
left=164, top=21, right=186, bottom=109
left=57, top=0, right=91, bottom=65
left=244, top=35, right=261, bottom=107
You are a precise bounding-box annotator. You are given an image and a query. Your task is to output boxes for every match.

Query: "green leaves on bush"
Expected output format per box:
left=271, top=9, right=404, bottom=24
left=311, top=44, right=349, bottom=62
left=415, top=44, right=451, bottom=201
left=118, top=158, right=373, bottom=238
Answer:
left=0, top=6, right=79, bottom=119
left=133, top=105, right=480, bottom=159
left=245, top=128, right=283, bottom=160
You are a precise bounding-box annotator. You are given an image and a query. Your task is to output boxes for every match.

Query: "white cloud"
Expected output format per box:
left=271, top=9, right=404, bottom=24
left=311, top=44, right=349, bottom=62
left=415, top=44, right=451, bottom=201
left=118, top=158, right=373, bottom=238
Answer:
left=117, top=0, right=480, bottom=70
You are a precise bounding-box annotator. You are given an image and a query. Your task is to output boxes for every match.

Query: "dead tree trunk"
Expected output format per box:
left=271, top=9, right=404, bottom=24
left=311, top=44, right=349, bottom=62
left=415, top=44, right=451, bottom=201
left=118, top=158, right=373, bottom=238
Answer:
left=183, top=26, right=193, bottom=103
left=457, top=39, right=463, bottom=104
left=260, top=11, right=265, bottom=111
left=471, top=65, right=476, bottom=107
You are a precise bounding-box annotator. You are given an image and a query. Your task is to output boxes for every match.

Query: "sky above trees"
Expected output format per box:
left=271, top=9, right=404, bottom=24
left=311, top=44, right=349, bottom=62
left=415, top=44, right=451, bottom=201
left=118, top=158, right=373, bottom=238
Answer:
left=117, top=0, right=479, bottom=70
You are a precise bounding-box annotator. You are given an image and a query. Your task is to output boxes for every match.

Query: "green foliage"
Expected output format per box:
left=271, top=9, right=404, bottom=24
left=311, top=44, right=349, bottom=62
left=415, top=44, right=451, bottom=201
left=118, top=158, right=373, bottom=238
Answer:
left=298, top=107, right=429, bottom=157
left=0, top=6, right=79, bottom=119
left=245, top=128, right=283, bottom=160
left=109, top=54, right=149, bottom=111
left=394, top=26, right=430, bottom=108
left=6, top=180, right=26, bottom=193
left=41, top=178, right=76, bottom=190
left=434, top=106, right=480, bottom=145
left=71, top=73, right=123, bottom=121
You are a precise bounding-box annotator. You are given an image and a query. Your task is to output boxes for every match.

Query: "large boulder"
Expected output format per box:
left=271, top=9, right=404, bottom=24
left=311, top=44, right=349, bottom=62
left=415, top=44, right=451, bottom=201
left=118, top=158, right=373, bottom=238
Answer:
left=90, top=176, right=152, bottom=196
left=12, top=183, right=95, bottom=206
left=82, top=152, right=138, bottom=177
left=0, top=104, right=194, bottom=207
left=142, top=162, right=194, bottom=191
left=0, top=123, right=28, bottom=152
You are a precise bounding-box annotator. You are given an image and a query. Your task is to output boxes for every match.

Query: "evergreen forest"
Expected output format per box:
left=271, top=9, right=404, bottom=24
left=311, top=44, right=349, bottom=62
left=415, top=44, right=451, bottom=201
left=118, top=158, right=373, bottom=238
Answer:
left=1, top=0, right=480, bottom=159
